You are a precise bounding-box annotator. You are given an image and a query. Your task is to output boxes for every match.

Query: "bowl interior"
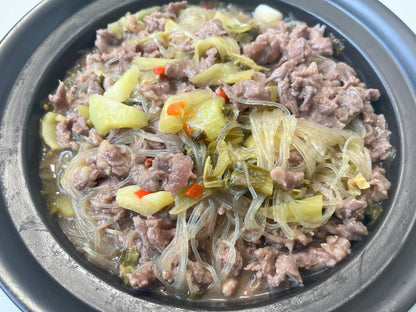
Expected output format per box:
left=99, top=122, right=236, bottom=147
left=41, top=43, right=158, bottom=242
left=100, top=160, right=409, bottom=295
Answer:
left=23, top=0, right=400, bottom=310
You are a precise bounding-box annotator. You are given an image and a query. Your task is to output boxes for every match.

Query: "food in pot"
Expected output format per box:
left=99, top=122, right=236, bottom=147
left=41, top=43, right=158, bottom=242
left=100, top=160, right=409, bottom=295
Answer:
left=39, top=1, right=392, bottom=299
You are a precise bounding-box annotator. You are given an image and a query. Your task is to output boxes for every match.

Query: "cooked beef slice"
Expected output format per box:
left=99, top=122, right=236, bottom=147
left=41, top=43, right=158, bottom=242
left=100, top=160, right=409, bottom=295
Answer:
left=132, top=152, right=195, bottom=195
left=270, top=166, right=304, bottom=191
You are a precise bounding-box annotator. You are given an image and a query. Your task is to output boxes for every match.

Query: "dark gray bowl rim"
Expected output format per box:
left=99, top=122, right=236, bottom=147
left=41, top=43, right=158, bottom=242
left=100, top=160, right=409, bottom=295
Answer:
left=1, top=0, right=416, bottom=311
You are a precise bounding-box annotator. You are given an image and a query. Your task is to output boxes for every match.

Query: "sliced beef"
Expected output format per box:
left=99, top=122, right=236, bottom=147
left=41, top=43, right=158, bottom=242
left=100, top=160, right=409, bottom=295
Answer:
left=307, top=25, right=333, bottom=56
left=288, top=150, right=304, bottom=167
left=334, top=86, right=365, bottom=123
left=95, top=29, right=122, bottom=53
left=277, top=80, right=299, bottom=115
left=219, top=247, right=243, bottom=277
left=132, top=215, right=176, bottom=258
left=132, top=153, right=195, bottom=196
left=219, top=79, right=272, bottom=112
left=324, top=218, right=368, bottom=241
left=153, top=153, right=195, bottom=195
left=243, top=28, right=283, bottom=65
left=75, top=71, right=104, bottom=96
left=197, top=18, right=227, bottom=39
left=335, top=199, right=367, bottom=220
left=198, top=47, right=219, bottom=72
left=267, top=254, right=302, bottom=288
left=164, top=59, right=198, bottom=79
left=363, top=112, right=392, bottom=162
left=222, top=278, right=238, bottom=297
left=73, top=166, right=100, bottom=191
left=245, top=246, right=279, bottom=279
left=285, top=37, right=312, bottom=65
left=367, top=166, right=391, bottom=202
left=56, top=112, right=89, bottom=150
left=270, top=166, right=304, bottom=191
left=127, top=263, right=157, bottom=288
left=142, top=37, right=167, bottom=58
left=136, top=76, right=194, bottom=114
left=88, top=128, right=104, bottom=146
left=132, top=164, right=167, bottom=193
left=293, top=235, right=350, bottom=271
left=144, top=1, right=187, bottom=33
left=92, top=140, right=132, bottom=178
left=49, top=81, right=69, bottom=113
left=266, top=60, right=296, bottom=83
left=187, top=260, right=214, bottom=292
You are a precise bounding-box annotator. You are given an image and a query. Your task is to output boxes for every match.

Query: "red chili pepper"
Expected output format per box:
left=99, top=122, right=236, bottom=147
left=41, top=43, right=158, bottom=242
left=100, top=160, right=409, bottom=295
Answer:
left=215, top=88, right=227, bottom=100
left=201, top=2, right=212, bottom=9
left=144, top=158, right=153, bottom=168
left=183, top=122, right=193, bottom=138
left=167, top=102, right=186, bottom=116
left=184, top=183, right=204, bottom=200
left=135, top=189, right=152, bottom=199
left=153, top=65, right=166, bottom=75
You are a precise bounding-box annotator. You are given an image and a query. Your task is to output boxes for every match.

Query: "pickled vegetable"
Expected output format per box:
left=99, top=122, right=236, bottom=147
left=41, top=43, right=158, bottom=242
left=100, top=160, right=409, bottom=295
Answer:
left=40, top=112, right=64, bottom=150
left=158, top=89, right=212, bottom=133
left=116, top=185, right=174, bottom=216
left=213, top=11, right=254, bottom=33
left=187, top=97, right=226, bottom=140
left=229, top=164, right=273, bottom=195
left=132, top=57, right=172, bottom=71
left=104, top=65, right=140, bottom=102
left=89, top=94, right=148, bottom=135
left=193, top=36, right=240, bottom=62
left=190, top=62, right=254, bottom=87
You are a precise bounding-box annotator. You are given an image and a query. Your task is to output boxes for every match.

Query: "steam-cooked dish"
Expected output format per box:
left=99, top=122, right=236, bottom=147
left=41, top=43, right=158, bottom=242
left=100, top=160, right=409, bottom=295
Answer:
left=39, top=1, right=393, bottom=299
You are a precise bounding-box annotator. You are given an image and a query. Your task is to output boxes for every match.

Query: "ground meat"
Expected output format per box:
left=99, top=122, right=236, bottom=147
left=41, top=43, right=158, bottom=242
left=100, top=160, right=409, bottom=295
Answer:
left=367, top=166, right=391, bottom=202
left=127, top=263, right=157, bottom=288
left=197, top=18, right=227, bottom=39
left=49, top=81, right=69, bottom=113
left=270, top=166, right=304, bottom=191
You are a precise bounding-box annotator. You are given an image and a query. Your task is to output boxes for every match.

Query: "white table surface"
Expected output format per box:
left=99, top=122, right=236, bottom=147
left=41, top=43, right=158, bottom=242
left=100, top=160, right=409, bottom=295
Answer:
left=0, top=0, right=416, bottom=311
